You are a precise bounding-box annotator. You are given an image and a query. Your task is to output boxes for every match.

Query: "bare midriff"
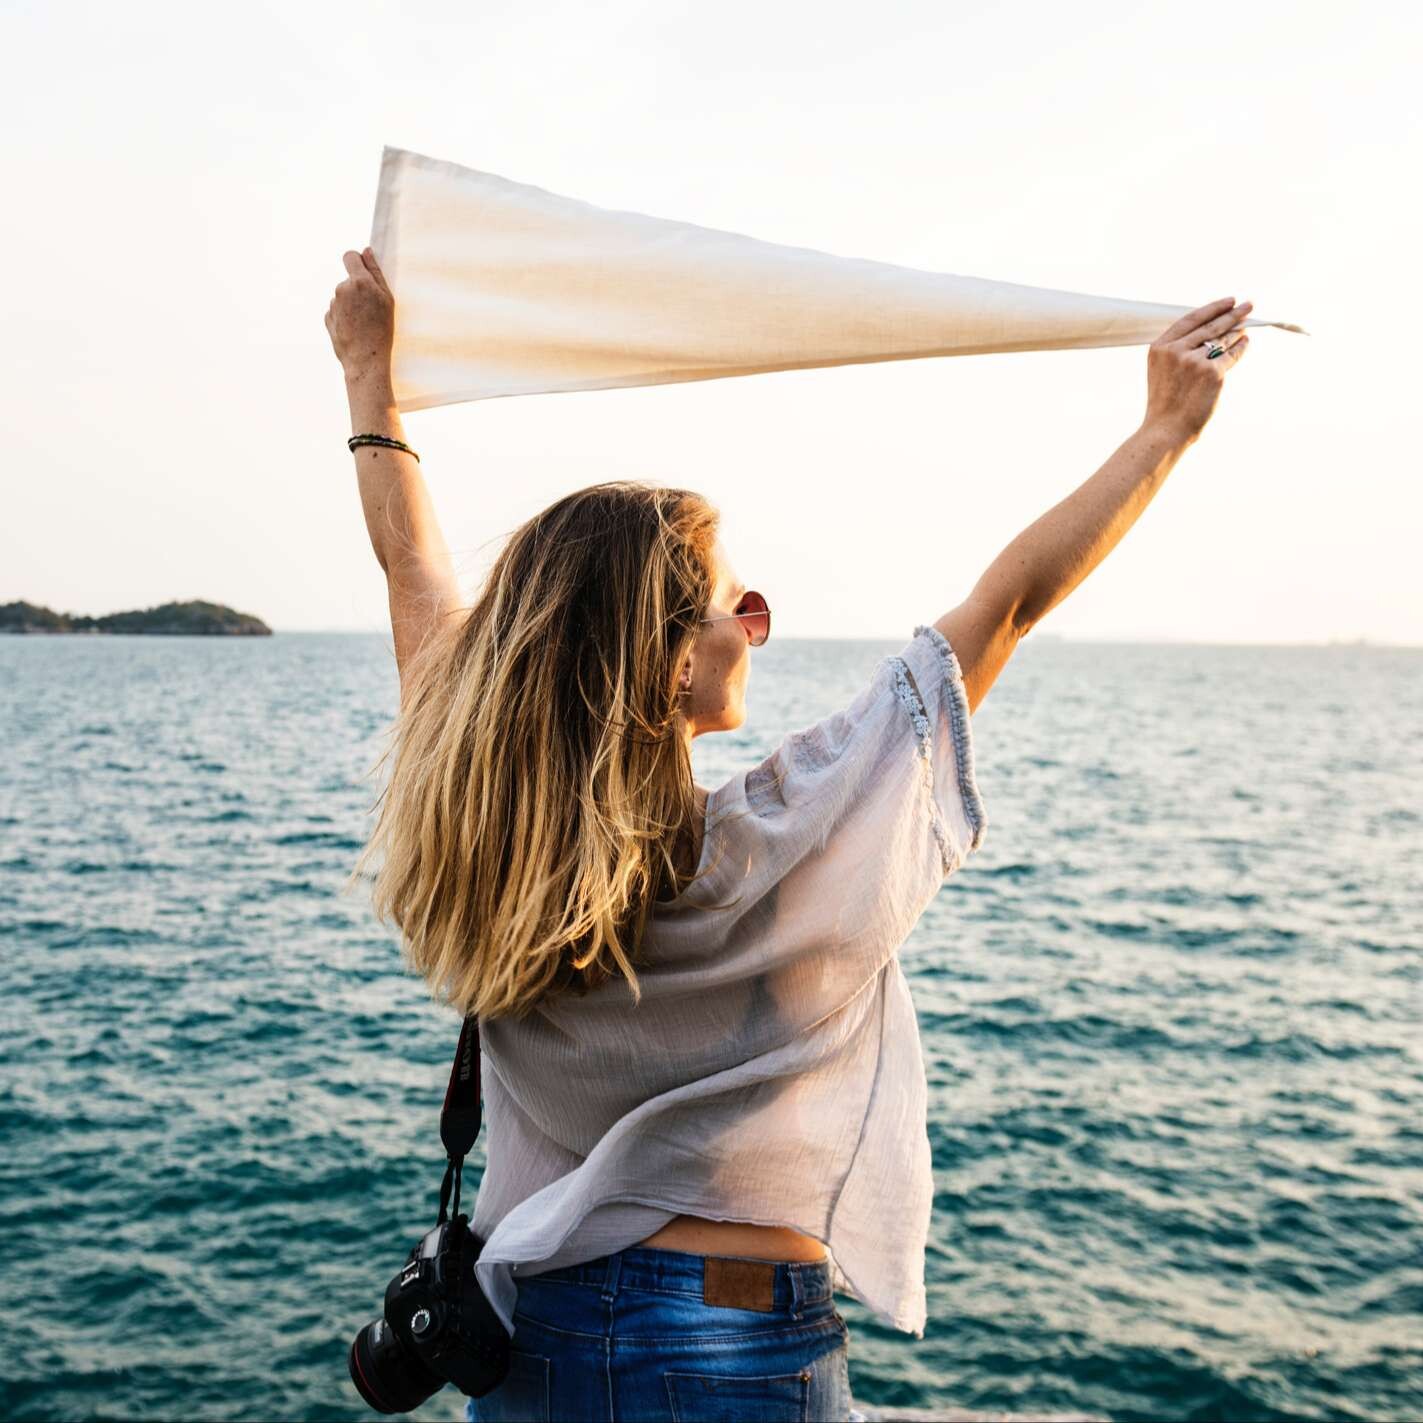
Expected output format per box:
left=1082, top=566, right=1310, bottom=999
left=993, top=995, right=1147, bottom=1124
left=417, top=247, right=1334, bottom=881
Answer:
left=636, top=1215, right=828, bottom=1261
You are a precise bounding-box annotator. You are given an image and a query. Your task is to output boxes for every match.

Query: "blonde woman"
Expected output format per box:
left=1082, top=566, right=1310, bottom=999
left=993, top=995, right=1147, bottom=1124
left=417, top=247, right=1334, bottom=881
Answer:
left=326, top=246, right=1251, bottom=1422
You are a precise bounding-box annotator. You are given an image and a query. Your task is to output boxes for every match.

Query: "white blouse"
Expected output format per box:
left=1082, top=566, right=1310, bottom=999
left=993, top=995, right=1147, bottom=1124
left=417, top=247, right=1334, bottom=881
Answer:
left=470, top=623, right=988, bottom=1339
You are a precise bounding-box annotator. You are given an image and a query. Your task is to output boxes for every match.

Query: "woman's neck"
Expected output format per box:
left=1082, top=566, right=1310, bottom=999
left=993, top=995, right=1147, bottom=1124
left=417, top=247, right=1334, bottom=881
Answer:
left=656, top=784, right=708, bottom=902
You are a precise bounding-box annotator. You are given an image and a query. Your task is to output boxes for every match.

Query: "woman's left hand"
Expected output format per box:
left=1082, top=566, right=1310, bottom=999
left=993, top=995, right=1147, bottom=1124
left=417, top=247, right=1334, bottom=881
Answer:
left=325, top=247, right=395, bottom=383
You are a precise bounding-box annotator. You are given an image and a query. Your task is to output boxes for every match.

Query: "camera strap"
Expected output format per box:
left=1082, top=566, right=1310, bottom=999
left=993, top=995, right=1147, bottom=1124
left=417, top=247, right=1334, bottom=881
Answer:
left=437, top=1014, right=482, bottom=1224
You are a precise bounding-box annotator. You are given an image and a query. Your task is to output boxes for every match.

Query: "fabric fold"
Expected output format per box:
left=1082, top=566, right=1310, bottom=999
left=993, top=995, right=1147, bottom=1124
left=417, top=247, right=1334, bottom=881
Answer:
left=370, top=144, right=1306, bottom=413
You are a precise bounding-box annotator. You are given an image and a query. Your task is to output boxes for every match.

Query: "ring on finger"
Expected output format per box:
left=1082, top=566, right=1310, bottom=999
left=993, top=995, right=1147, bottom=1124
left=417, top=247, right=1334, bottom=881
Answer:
left=1200, top=319, right=1248, bottom=359
left=1211, top=327, right=1248, bottom=359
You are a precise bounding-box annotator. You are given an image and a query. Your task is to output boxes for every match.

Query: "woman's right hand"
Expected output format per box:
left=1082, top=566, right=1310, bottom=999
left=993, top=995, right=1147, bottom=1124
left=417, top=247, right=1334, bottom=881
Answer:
left=325, top=246, right=395, bottom=385
left=1142, top=296, right=1253, bottom=444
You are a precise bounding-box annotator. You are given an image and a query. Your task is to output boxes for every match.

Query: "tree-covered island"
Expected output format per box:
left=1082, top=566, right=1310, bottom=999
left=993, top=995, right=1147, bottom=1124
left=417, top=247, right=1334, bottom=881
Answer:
left=0, top=599, right=272, bottom=635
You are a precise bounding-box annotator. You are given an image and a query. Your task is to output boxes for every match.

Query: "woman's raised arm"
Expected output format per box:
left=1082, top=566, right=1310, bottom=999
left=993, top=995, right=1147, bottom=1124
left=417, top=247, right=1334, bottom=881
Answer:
left=326, top=248, right=463, bottom=693
left=931, top=297, right=1255, bottom=716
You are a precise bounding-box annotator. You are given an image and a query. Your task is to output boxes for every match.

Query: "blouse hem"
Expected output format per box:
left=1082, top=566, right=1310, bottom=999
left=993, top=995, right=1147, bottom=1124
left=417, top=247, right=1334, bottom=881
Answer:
left=486, top=1193, right=927, bottom=1337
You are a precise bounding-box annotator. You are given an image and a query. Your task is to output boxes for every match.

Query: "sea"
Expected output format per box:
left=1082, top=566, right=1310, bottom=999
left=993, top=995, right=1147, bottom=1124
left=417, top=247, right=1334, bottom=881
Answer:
left=1, top=631, right=1419, bottom=1423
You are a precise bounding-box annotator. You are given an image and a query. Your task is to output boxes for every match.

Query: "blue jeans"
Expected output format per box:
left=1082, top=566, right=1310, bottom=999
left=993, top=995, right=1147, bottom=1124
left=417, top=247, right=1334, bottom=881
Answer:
left=463, top=1245, right=855, bottom=1422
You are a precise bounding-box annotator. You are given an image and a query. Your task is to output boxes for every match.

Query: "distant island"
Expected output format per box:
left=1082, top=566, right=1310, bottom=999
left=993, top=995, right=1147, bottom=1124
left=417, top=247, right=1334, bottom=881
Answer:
left=0, top=599, right=272, bottom=636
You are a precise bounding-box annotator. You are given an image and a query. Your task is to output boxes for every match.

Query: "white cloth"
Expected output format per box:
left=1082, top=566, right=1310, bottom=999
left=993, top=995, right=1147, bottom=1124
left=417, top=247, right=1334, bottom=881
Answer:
left=369, top=144, right=1305, bottom=413
left=470, top=622, right=988, bottom=1340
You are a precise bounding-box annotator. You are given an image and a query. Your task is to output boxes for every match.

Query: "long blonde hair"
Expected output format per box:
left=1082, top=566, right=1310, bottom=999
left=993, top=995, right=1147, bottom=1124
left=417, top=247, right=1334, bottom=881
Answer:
left=350, top=480, right=722, bottom=1022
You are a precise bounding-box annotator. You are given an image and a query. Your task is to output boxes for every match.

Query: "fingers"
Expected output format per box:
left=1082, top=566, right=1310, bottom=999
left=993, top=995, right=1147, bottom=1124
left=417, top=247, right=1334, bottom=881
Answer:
left=1214, top=328, right=1250, bottom=370
left=1186, top=317, right=1251, bottom=366
left=340, top=246, right=390, bottom=288
left=361, top=246, right=391, bottom=292
left=1157, top=297, right=1235, bottom=346
left=1184, top=300, right=1253, bottom=349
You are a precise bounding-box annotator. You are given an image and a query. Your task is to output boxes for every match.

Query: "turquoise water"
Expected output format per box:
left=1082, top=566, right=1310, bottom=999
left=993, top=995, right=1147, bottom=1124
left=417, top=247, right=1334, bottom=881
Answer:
left=1, top=632, right=1419, bottom=1423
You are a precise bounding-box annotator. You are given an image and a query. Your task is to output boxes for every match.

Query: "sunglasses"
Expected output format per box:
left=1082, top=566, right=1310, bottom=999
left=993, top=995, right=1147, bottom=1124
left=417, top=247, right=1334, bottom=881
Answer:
left=700, top=589, right=771, bottom=647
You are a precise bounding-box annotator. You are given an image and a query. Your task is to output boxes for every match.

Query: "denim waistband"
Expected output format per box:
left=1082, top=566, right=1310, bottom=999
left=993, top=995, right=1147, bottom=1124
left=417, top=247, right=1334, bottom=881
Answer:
left=527, top=1245, right=835, bottom=1310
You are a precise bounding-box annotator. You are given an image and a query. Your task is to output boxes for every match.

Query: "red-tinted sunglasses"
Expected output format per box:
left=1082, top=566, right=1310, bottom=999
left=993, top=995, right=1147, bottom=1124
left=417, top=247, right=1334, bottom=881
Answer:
left=700, top=590, right=771, bottom=647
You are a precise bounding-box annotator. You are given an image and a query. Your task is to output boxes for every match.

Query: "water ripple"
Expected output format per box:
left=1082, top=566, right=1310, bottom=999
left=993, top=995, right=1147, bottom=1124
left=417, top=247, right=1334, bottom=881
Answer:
left=1, top=634, right=1421, bottom=1421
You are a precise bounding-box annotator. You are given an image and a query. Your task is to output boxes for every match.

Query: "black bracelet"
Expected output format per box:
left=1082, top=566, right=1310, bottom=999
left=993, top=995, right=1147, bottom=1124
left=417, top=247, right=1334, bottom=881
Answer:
left=348, top=433, right=420, bottom=462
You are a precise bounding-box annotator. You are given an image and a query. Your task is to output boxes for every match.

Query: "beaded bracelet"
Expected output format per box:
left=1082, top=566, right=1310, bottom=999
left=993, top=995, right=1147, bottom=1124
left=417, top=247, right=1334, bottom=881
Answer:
left=348, top=433, right=420, bottom=462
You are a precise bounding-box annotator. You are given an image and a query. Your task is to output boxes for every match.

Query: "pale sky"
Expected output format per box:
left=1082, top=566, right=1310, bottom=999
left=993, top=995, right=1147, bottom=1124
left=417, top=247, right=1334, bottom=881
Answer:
left=3, top=0, right=1418, bottom=643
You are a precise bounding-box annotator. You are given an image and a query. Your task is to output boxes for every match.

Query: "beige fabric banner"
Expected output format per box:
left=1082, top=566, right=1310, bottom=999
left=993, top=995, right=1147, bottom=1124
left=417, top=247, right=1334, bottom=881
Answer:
left=370, top=144, right=1306, bottom=414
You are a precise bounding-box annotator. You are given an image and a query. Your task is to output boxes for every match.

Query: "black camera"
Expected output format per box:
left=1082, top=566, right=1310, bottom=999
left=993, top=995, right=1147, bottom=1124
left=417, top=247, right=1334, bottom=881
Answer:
left=348, top=1213, right=510, bottom=1413
left=349, top=1016, right=510, bottom=1413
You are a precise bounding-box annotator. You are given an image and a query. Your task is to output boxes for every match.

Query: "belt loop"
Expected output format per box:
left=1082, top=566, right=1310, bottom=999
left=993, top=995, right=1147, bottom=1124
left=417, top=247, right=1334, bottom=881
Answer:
left=788, top=1263, right=804, bottom=1320
left=600, top=1249, right=623, bottom=1303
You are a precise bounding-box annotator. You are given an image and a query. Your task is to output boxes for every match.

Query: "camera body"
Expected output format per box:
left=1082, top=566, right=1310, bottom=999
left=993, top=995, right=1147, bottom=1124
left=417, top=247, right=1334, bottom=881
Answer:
left=349, top=1215, right=510, bottom=1414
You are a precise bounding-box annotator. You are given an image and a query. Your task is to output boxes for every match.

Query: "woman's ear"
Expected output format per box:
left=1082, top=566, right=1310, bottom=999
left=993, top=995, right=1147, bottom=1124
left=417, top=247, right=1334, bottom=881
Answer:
left=678, top=656, right=693, bottom=692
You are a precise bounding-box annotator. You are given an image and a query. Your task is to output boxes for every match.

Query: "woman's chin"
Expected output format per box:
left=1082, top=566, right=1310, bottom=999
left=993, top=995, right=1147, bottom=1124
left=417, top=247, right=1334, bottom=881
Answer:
left=703, top=708, right=746, bottom=737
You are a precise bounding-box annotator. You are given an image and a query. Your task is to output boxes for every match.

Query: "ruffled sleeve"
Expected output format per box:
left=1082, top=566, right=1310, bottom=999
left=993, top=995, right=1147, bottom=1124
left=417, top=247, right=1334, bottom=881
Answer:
left=893, top=623, right=990, bottom=876
left=640, top=624, right=988, bottom=1008
left=711, top=624, right=988, bottom=949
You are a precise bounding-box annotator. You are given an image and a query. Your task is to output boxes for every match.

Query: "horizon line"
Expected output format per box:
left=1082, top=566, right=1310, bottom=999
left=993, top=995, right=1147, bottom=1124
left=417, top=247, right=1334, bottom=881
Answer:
left=267, top=628, right=1420, bottom=649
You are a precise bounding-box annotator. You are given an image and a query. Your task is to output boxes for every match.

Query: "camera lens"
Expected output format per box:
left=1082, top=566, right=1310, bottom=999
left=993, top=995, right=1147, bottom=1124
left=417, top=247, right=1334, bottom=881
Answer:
left=348, top=1316, right=445, bottom=1415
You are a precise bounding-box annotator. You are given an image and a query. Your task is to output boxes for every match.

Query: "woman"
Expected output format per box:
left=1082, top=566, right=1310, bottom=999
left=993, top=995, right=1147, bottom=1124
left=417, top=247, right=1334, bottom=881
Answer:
left=326, top=246, right=1251, bottom=1422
